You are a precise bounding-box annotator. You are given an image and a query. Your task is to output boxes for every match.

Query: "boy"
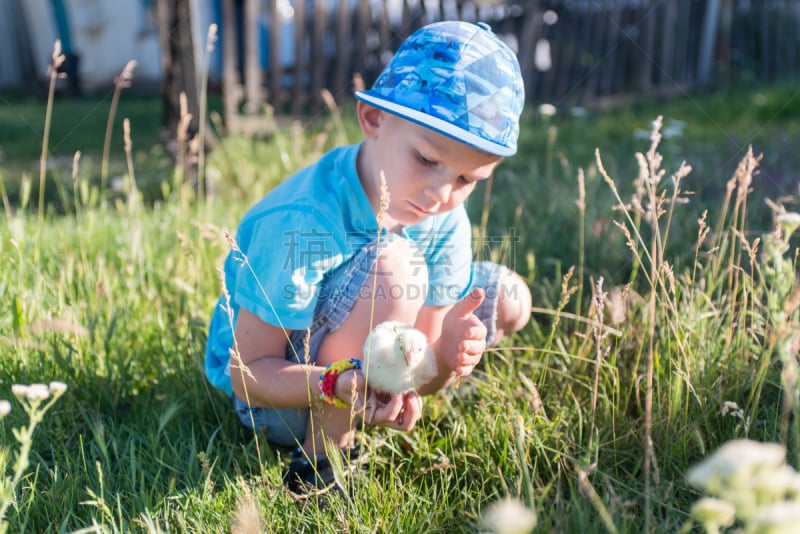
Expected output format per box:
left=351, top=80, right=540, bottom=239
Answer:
left=205, top=20, right=532, bottom=492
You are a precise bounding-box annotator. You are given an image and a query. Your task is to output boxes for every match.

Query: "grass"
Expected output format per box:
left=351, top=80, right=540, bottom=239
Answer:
left=0, top=80, right=799, bottom=532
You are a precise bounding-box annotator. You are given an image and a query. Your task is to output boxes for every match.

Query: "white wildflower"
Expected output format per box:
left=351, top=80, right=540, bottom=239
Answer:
left=48, top=381, right=67, bottom=395
left=0, top=400, right=10, bottom=417
left=687, top=439, right=786, bottom=495
left=750, top=501, right=800, bottom=534
left=749, top=465, right=800, bottom=505
left=25, top=383, right=51, bottom=401
left=11, top=384, right=28, bottom=398
left=777, top=212, right=800, bottom=240
left=480, top=497, right=537, bottom=534
left=538, top=103, right=557, bottom=117
left=691, top=498, right=735, bottom=534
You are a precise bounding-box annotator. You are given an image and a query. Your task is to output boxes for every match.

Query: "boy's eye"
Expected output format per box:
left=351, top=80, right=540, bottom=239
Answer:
left=416, top=153, right=437, bottom=167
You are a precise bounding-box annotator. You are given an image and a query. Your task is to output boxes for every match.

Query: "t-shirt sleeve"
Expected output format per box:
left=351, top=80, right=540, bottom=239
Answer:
left=232, top=210, right=345, bottom=330
left=424, top=208, right=473, bottom=306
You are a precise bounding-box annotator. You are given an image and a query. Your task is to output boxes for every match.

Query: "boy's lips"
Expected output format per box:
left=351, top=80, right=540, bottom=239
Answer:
left=408, top=201, right=437, bottom=215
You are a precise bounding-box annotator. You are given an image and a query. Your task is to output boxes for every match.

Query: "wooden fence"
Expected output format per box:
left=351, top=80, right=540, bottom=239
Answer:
left=220, top=0, right=800, bottom=127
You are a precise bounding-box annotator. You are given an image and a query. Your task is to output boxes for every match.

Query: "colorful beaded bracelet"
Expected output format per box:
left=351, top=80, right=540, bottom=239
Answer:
left=318, top=358, right=362, bottom=408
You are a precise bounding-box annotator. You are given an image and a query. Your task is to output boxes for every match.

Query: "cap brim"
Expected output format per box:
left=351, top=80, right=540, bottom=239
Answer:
left=355, top=90, right=516, bottom=157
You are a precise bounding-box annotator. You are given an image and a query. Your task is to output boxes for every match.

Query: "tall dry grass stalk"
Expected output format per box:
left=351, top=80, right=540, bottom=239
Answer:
left=320, top=89, right=349, bottom=148
left=477, top=172, right=493, bottom=263
left=544, top=265, right=579, bottom=352
left=71, top=150, right=81, bottom=214
left=641, top=118, right=664, bottom=534
left=101, top=60, right=137, bottom=197
left=175, top=92, right=193, bottom=192
left=38, top=40, right=66, bottom=226
left=577, top=464, right=618, bottom=534
left=589, top=276, right=608, bottom=440
left=219, top=229, right=316, bottom=473
left=122, top=118, right=140, bottom=211
left=596, top=116, right=694, bottom=531
left=0, top=168, right=11, bottom=218
left=218, top=240, right=264, bottom=471
left=576, top=169, right=587, bottom=316
left=197, top=24, right=218, bottom=202
left=362, top=171, right=391, bottom=414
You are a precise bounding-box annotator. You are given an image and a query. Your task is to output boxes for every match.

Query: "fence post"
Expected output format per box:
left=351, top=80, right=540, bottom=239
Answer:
left=333, top=0, right=352, bottom=99
left=698, top=0, right=721, bottom=86
left=269, top=0, right=283, bottom=112
left=244, top=0, right=262, bottom=115
left=221, top=0, right=238, bottom=127
left=310, top=0, right=326, bottom=114
left=292, top=0, right=307, bottom=115
left=517, top=2, right=541, bottom=95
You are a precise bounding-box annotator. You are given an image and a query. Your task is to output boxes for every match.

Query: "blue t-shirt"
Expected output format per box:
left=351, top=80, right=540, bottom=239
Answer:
left=205, top=143, right=473, bottom=394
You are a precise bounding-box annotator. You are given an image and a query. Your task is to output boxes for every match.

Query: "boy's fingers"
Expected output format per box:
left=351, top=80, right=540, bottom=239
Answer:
left=459, top=339, right=486, bottom=355
left=373, top=393, right=404, bottom=423
left=363, top=401, right=376, bottom=424
left=455, top=365, right=473, bottom=377
left=339, top=370, right=367, bottom=412
left=400, top=393, right=422, bottom=430
left=452, top=288, right=485, bottom=318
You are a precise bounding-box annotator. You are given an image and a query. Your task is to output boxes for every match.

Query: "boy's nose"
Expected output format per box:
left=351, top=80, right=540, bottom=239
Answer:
left=424, top=181, right=452, bottom=205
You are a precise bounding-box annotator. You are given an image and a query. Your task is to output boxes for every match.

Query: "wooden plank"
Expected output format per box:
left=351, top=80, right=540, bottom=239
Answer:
left=640, top=0, right=656, bottom=90
left=698, top=0, right=722, bottom=86
left=600, top=3, right=623, bottom=97
left=243, top=0, right=262, bottom=115
left=783, top=0, right=797, bottom=79
left=378, top=0, right=392, bottom=68
left=221, top=0, right=239, bottom=125
left=213, top=0, right=800, bottom=118
left=676, top=0, right=692, bottom=82
left=269, top=0, right=283, bottom=111
left=546, top=6, right=573, bottom=102
left=617, top=4, right=630, bottom=95
left=659, top=0, right=678, bottom=85
left=292, top=0, right=306, bottom=115
left=333, top=0, right=352, bottom=98
left=760, top=2, right=769, bottom=80
left=581, top=7, right=601, bottom=102
left=354, top=0, right=371, bottom=76
left=310, top=0, right=326, bottom=113
left=400, top=0, right=412, bottom=42
left=516, top=1, right=541, bottom=95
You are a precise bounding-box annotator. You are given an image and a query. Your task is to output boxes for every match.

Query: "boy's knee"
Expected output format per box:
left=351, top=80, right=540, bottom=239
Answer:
left=375, top=238, right=428, bottom=289
left=495, top=271, right=532, bottom=337
left=363, top=238, right=428, bottom=310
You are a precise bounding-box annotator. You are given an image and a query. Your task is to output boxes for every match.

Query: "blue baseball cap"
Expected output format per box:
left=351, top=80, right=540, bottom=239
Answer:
left=355, top=21, right=525, bottom=157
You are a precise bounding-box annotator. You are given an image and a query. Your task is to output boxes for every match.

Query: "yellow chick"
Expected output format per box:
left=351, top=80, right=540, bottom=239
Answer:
left=362, top=321, right=438, bottom=394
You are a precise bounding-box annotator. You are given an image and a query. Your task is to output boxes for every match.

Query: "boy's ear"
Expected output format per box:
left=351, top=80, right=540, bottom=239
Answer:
left=357, top=101, right=383, bottom=139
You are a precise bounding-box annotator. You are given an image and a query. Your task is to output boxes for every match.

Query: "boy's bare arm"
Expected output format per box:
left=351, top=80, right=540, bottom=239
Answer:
left=234, top=308, right=408, bottom=425
left=231, top=308, right=326, bottom=409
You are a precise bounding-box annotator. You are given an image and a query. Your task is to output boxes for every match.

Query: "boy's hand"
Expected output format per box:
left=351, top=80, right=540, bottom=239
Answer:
left=332, top=370, right=423, bottom=433
left=439, top=288, right=487, bottom=377
left=333, top=369, right=369, bottom=412
left=364, top=391, right=422, bottom=432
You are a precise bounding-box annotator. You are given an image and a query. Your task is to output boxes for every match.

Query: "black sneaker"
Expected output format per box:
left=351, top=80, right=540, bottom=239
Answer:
left=283, top=445, right=364, bottom=497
